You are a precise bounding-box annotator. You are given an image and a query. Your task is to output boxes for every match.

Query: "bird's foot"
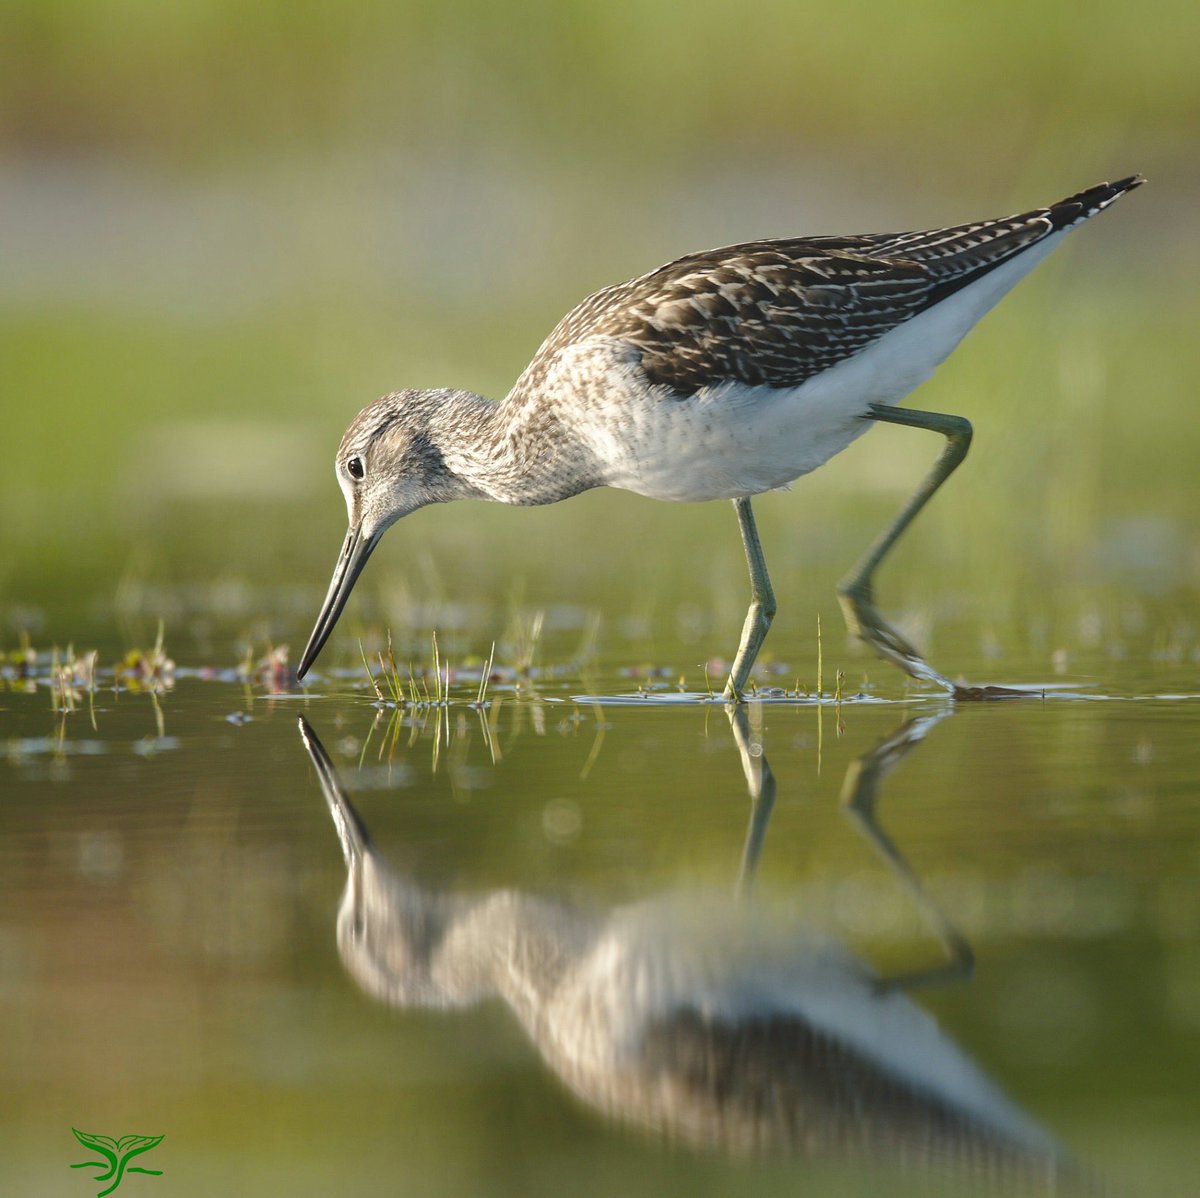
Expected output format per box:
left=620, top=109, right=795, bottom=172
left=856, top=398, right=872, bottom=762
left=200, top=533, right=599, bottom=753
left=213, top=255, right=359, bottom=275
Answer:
left=839, top=588, right=1039, bottom=700
left=837, top=588, right=954, bottom=693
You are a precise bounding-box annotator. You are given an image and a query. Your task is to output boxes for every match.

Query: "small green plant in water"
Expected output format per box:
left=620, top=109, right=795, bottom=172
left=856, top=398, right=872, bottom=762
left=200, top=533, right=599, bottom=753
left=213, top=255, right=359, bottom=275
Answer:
left=380, top=631, right=405, bottom=704
left=472, top=641, right=496, bottom=707
left=360, top=629, right=496, bottom=710
left=49, top=645, right=98, bottom=715
left=1, top=630, right=38, bottom=681
left=432, top=631, right=446, bottom=704
left=504, top=607, right=545, bottom=683
left=358, top=638, right=385, bottom=702
left=358, top=631, right=406, bottom=705
left=817, top=612, right=824, bottom=698
left=115, top=622, right=174, bottom=692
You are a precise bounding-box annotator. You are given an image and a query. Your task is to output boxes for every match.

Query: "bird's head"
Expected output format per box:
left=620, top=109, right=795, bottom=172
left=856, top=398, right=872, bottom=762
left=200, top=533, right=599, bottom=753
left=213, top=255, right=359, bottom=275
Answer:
left=298, top=390, right=455, bottom=679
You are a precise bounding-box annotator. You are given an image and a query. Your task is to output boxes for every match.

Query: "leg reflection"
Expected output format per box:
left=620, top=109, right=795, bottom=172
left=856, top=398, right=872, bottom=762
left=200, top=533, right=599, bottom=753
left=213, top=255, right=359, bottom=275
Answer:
left=728, top=705, right=973, bottom=993
left=837, top=713, right=974, bottom=994
left=727, top=704, right=777, bottom=897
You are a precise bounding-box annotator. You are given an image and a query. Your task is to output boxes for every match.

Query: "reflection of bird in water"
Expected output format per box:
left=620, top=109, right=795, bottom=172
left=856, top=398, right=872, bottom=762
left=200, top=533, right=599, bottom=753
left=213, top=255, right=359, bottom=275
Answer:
left=299, top=712, right=1066, bottom=1183
left=296, top=178, right=1143, bottom=699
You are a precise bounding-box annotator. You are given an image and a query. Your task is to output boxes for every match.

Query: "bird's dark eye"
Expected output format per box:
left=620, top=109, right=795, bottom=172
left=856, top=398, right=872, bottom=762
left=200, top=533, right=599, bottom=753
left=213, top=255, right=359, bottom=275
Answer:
left=347, top=456, right=365, bottom=480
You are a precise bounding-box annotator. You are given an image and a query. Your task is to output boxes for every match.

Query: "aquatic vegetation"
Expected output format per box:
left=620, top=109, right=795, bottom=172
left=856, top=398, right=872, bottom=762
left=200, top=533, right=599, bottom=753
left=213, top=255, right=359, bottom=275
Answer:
left=503, top=607, right=545, bottom=683
left=114, top=622, right=175, bottom=693
left=49, top=645, right=98, bottom=715
left=356, top=630, right=499, bottom=713
left=358, top=638, right=385, bottom=702
left=817, top=612, right=825, bottom=698
left=250, top=643, right=294, bottom=693
left=472, top=641, right=497, bottom=708
left=0, top=631, right=39, bottom=686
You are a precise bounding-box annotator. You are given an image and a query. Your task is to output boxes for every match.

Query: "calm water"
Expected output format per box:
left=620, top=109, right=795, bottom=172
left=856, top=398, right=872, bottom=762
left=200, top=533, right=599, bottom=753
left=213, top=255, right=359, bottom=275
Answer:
left=3, top=642, right=1198, bottom=1197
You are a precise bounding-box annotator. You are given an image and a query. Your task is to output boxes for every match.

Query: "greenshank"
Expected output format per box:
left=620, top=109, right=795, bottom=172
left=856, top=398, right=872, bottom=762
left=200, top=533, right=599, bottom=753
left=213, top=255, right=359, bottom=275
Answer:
left=297, top=176, right=1143, bottom=696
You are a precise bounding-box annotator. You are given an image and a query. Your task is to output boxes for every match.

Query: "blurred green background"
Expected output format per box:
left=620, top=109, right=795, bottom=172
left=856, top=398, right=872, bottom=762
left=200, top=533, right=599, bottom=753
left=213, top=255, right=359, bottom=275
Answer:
left=2, top=0, right=1196, bottom=675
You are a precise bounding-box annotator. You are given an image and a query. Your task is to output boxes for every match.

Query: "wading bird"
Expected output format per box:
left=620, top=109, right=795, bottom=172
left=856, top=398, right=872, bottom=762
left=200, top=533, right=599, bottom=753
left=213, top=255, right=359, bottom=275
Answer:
left=297, top=177, right=1143, bottom=697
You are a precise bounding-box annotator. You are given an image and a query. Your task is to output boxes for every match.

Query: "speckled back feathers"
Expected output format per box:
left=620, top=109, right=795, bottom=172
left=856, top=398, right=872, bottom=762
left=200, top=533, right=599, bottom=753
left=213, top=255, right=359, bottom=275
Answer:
left=517, top=176, right=1143, bottom=399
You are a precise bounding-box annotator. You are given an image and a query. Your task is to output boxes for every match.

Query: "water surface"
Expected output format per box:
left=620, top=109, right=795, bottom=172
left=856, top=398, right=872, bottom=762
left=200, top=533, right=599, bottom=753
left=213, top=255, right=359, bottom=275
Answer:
left=4, top=650, right=1198, bottom=1196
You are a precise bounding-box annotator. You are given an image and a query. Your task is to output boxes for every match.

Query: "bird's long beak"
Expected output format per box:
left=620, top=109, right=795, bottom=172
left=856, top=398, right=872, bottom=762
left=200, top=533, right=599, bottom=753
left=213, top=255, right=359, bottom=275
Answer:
left=297, top=525, right=380, bottom=679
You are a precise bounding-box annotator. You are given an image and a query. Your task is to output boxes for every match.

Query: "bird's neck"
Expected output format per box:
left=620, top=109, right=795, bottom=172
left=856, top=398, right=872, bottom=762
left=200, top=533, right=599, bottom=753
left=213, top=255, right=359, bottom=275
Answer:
left=356, top=877, right=592, bottom=1016
left=427, top=389, right=598, bottom=506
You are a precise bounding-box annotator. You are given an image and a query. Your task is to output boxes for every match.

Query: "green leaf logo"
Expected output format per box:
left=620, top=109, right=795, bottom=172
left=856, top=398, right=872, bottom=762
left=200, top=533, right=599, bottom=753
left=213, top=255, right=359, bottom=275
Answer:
left=70, top=1128, right=164, bottom=1196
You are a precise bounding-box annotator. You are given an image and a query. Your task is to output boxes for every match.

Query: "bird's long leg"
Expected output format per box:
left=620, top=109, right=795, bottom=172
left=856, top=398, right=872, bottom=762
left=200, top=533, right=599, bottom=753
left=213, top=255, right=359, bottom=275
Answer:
left=724, top=497, right=777, bottom=701
left=837, top=403, right=972, bottom=693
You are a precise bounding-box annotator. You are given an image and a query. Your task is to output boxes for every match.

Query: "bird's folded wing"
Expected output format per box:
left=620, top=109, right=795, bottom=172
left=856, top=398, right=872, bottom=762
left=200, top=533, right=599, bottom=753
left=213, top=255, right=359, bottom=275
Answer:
left=589, top=246, right=936, bottom=393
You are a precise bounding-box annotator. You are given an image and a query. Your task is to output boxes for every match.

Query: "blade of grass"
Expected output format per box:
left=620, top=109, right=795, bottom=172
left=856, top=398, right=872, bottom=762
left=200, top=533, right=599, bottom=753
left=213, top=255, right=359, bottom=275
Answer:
left=359, top=639, right=384, bottom=701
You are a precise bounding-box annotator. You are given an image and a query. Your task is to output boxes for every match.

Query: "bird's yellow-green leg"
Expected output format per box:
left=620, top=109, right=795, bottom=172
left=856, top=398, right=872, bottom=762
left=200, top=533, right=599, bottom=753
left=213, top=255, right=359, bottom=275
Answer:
left=837, top=403, right=973, bottom=693
left=724, top=497, right=777, bottom=702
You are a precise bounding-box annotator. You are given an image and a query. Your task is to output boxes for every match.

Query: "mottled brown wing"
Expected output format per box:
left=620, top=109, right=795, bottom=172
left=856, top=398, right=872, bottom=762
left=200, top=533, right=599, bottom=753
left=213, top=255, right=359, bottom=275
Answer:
left=592, top=245, right=935, bottom=393
left=529, top=177, right=1141, bottom=398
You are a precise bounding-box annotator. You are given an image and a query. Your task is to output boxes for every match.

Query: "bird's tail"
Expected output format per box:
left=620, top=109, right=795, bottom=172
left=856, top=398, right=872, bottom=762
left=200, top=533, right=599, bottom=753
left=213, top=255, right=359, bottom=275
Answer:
left=1045, top=174, right=1146, bottom=232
